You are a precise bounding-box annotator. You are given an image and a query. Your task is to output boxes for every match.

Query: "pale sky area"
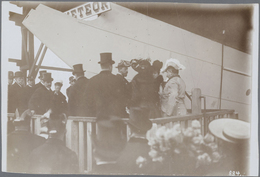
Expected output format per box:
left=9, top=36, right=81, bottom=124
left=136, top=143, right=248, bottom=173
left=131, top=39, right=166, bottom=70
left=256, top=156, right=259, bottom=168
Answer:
left=2, top=2, right=73, bottom=98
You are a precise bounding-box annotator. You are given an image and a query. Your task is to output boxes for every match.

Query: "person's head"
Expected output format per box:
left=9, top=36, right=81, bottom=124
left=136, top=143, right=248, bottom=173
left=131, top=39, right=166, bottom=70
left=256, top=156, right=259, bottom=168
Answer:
left=152, top=60, right=163, bottom=79
left=72, top=64, right=85, bottom=78
left=54, top=81, right=63, bottom=92
left=116, top=60, right=131, bottom=77
left=166, top=66, right=179, bottom=78
left=42, top=73, right=53, bottom=89
left=14, top=71, right=25, bottom=86
left=38, top=70, right=47, bottom=82
left=8, top=71, right=14, bottom=85
left=162, top=58, right=185, bottom=78
left=98, top=53, right=115, bottom=72
left=69, top=76, right=75, bottom=86
left=27, top=76, right=35, bottom=87
left=46, top=111, right=67, bottom=140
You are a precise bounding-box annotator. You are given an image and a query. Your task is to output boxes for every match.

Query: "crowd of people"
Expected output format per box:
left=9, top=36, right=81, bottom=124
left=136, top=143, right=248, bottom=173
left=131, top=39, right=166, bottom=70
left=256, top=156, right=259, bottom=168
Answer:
left=6, top=52, right=250, bottom=175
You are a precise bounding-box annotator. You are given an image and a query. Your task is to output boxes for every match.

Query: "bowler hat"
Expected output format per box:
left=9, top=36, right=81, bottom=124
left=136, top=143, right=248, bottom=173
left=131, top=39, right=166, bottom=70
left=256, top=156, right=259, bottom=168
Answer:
left=115, top=60, right=131, bottom=68
left=14, top=71, right=24, bottom=78
left=72, top=64, right=85, bottom=75
left=128, top=107, right=152, bottom=132
left=98, top=53, right=115, bottom=64
left=8, top=71, right=14, bottom=79
left=38, top=70, right=47, bottom=79
left=92, top=114, right=126, bottom=161
left=209, top=118, right=250, bottom=143
left=42, top=73, right=54, bottom=82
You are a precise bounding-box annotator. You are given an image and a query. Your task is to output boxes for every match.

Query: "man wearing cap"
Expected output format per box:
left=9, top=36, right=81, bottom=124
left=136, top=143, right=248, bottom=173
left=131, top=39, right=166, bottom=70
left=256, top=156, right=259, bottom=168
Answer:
left=68, top=64, right=88, bottom=116
left=115, top=60, right=132, bottom=118
left=52, top=80, right=67, bottom=115
left=28, top=110, right=79, bottom=174
left=29, top=73, right=54, bottom=115
left=66, top=76, right=75, bottom=97
left=33, top=70, right=47, bottom=92
left=159, top=58, right=187, bottom=117
left=84, top=53, right=125, bottom=117
left=24, top=76, right=35, bottom=107
left=9, top=71, right=27, bottom=114
left=116, top=107, right=155, bottom=174
left=7, top=110, right=46, bottom=173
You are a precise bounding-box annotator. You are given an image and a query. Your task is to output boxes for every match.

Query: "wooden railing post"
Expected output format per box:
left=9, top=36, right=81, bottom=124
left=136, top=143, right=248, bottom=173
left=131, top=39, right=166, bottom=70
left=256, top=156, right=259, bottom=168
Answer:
left=66, top=119, right=79, bottom=156
left=191, top=88, right=202, bottom=114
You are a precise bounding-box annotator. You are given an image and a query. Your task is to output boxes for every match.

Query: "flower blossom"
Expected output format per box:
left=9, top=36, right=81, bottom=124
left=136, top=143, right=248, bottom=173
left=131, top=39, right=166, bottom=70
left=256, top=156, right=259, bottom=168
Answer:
left=136, top=156, right=147, bottom=168
left=203, top=133, right=215, bottom=144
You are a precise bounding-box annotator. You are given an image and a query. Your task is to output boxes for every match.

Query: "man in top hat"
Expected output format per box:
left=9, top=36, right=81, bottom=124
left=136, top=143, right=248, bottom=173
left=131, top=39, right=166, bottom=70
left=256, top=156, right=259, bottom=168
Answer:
left=208, top=118, right=250, bottom=176
left=28, top=110, right=79, bottom=174
left=84, top=53, right=125, bottom=117
left=52, top=80, right=67, bottom=115
left=7, top=109, right=46, bottom=173
left=115, top=60, right=132, bottom=118
left=33, top=70, right=47, bottom=92
left=116, top=107, right=155, bottom=174
left=9, top=71, right=27, bottom=114
left=91, top=112, right=126, bottom=174
left=66, top=76, right=76, bottom=97
left=24, top=76, right=35, bottom=107
left=68, top=64, right=88, bottom=116
left=29, top=73, right=54, bottom=115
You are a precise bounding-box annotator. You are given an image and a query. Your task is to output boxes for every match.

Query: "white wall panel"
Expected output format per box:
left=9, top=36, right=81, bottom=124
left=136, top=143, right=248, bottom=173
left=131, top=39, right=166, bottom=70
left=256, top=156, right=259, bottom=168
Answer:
left=221, top=100, right=251, bottom=122
left=223, top=45, right=252, bottom=75
left=221, top=70, right=252, bottom=105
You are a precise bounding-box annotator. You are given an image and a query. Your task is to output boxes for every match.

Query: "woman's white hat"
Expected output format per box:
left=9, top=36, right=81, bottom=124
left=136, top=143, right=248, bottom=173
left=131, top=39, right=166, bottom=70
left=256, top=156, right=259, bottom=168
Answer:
left=209, top=118, right=250, bottom=143
left=162, top=58, right=185, bottom=72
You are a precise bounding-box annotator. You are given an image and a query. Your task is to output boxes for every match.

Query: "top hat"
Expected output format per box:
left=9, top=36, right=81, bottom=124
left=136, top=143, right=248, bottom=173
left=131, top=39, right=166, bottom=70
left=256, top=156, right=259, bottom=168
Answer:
left=42, top=73, right=54, bottom=82
left=14, top=71, right=24, bottom=78
left=128, top=107, right=152, bottom=132
left=115, top=60, right=131, bottom=68
left=8, top=71, right=14, bottom=79
left=162, top=58, right=185, bottom=73
left=72, top=64, right=85, bottom=75
left=38, top=70, right=47, bottom=79
left=92, top=113, right=126, bottom=161
left=209, top=118, right=250, bottom=143
left=98, top=53, right=115, bottom=64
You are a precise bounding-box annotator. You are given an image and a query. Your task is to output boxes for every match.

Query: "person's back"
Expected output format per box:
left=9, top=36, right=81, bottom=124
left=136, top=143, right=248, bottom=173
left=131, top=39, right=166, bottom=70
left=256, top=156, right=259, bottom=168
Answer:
left=28, top=138, right=78, bottom=174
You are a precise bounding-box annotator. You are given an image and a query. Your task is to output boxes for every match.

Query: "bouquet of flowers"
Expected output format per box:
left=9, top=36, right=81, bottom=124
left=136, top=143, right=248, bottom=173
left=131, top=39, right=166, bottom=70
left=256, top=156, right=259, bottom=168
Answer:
left=147, top=120, right=222, bottom=175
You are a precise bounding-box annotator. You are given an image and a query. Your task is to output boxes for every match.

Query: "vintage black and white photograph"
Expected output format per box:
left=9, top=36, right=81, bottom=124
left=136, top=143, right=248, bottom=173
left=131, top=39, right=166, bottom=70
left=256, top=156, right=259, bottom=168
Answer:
left=1, top=1, right=259, bottom=176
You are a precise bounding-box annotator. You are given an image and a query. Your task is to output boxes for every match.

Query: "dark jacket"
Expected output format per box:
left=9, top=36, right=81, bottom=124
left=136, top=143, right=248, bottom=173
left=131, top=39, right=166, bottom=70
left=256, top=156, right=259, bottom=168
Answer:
left=33, top=82, right=45, bottom=92
left=8, top=84, right=15, bottom=113
left=66, top=86, right=72, bottom=98
left=9, top=83, right=27, bottom=114
left=116, top=137, right=156, bottom=174
left=28, top=138, right=79, bottom=174
left=68, top=76, right=88, bottom=116
left=28, top=86, right=53, bottom=115
left=115, top=74, right=131, bottom=118
left=131, top=73, right=161, bottom=118
left=24, top=85, right=35, bottom=108
left=52, top=91, right=68, bottom=115
left=7, top=130, right=46, bottom=173
left=84, top=71, right=124, bottom=117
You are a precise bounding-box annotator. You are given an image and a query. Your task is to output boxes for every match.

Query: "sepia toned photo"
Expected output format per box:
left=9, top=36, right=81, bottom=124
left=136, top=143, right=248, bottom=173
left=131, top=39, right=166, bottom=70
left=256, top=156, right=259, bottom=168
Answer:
left=1, top=1, right=259, bottom=176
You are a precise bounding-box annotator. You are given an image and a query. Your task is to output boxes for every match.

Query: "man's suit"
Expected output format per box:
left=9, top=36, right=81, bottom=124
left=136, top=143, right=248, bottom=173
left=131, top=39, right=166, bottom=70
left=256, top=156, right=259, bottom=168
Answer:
left=33, top=82, right=45, bottom=92
left=9, top=83, right=27, bottom=114
left=24, top=85, right=35, bottom=108
left=28, top=86, right=53, bottom=115
left=52, top=91, right=68, bottom=115
left=68, top=76, right=88, bottom=116
left=84, top=71, right=125, bottom=117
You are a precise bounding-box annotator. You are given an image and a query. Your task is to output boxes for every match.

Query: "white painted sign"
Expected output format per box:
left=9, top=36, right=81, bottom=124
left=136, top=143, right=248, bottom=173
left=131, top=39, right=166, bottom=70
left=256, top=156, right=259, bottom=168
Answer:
left=64, top=2, right=111, bottom=19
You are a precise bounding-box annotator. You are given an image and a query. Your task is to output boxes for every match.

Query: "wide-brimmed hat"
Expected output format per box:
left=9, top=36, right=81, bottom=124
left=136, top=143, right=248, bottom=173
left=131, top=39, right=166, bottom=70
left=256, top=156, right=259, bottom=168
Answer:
left=38, top=70, right=47, bottom=79
left=42, top=73, right=54, bottom=82
left=115, top=60, right=131, bottom=68
left=14, top=71, right=24, bottom=78
left=209, top=118, right=250, bottom=143
left=162, top=58, right=185, bottom=73
left=128, top=107, right=152, bottom=132
left=98, top=53, right=115, bottom=65
left=92, top=114, right=126, bottom=161
left=8, top=71, right=14, bottom=79
left=72, top=64, right=86, bottom=75
left=130, top=58, right=151, bottom=73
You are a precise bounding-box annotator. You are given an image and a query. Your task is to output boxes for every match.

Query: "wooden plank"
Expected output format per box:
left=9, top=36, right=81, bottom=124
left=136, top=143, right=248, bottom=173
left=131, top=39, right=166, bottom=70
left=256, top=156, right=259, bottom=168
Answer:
left=86, top=122, right=93, bottom=172
left=191, top=88, right=201, bottom=114
left=78, top=122, right=85, bottom=173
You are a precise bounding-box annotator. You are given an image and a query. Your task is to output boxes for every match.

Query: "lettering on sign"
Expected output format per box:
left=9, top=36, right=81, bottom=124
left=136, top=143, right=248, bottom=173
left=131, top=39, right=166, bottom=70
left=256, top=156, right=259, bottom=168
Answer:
left=64, top=2, right=111, bottom=19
